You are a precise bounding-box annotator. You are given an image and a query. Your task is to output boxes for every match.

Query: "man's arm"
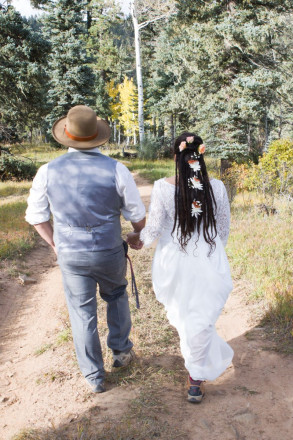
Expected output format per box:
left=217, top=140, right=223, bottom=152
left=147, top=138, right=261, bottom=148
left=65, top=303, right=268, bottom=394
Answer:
left=115, top=162, right=146, bottom=250
left=129, top=218, right=146, bottom=250
left=34, top=221, right=57, bottom=255
left=131, top=218, right=146, bottom=232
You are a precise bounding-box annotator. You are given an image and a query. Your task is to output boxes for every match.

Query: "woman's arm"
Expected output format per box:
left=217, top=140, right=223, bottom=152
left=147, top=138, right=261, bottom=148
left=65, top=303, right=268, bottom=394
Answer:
left=216, top=181, right=231, bottom=246
left=137, top=181, right=167, bottom=247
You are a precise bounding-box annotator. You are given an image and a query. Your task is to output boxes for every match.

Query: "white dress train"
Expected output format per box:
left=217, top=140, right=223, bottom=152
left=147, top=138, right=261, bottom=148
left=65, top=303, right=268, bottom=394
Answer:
left=140, top=178, right=234, bottom=381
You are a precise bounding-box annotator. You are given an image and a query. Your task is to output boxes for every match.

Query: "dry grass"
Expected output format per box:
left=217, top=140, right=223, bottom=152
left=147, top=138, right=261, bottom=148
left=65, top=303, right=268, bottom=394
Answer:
left=227, top=191, right=293, bottom=352
left=123, top=156, right=221, bottom=183
left=0, top=199, right=37, bottom=259
left=11, top=143, right=65, bottom=166
left=12, top=386, right=186, bottom=440
left=0, top=181, right=32, bottom=198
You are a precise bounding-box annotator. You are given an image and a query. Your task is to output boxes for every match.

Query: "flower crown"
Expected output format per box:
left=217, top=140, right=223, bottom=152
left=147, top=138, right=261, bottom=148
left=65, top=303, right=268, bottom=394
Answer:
left=178, top=136, right=205, bottom=218
left=178, top=136, right=206, bottom=155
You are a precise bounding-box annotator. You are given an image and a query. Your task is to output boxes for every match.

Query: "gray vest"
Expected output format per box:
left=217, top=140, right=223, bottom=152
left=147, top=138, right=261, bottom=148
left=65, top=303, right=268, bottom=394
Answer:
left=47, top=151, right=123, bottom=252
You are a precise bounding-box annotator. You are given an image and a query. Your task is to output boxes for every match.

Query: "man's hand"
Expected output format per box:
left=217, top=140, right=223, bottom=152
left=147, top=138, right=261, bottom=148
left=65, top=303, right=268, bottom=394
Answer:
left=127, top=231, right=143, bottom=250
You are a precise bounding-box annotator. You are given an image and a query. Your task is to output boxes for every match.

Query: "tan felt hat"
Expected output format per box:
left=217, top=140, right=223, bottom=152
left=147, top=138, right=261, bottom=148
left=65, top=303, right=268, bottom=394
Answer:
left=52, top=105, right=111, bottom=149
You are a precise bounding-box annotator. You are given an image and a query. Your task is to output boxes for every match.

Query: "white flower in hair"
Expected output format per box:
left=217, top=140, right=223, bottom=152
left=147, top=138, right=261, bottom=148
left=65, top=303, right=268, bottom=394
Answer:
left=191, top=201, right=202, bottom=218
left=188, top=159, right=201, bottom=172
left=179, top=141, right=187, bottom=152
left=188, top=176, right=203, bottom=190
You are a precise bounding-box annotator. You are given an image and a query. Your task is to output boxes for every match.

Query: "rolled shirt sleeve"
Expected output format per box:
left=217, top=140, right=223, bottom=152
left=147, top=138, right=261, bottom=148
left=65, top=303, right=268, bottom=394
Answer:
left=25, top=164, right=51, bottom=225
left=25, top=156, right=145, bottom=226
left=115, top=162, right=146, bottom=222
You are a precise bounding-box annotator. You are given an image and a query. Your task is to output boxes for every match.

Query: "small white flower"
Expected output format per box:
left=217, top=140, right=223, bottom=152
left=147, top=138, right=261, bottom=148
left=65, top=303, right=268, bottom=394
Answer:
left=191, top=201, right=202, bottom=218
left=179, top=141, right=187, bottom=152
left=188, top=177, right=203, bottom=190
left=188, top=159, right=201, bottom=172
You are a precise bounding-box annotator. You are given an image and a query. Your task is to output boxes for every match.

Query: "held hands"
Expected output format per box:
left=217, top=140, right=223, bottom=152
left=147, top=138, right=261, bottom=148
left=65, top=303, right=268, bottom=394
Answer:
left=127, top=231, right=144, bottom=250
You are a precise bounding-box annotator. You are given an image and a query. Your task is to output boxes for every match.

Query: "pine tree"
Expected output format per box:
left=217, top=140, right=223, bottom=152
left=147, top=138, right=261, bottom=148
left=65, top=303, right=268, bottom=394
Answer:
left=43, top=0, right=95, bottom=137
left=0, top=3, right=49, bottom=137
left=147, top=0, right=293, bottom=159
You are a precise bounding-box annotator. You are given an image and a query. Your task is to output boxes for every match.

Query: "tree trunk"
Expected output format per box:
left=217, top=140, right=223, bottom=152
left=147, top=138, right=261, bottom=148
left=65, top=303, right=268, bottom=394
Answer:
left=173, top=111, right=176, bottom=141
left=158, top=119, right=164, bottom=141
left=278, top=100, right=283, bottom=139
left=131, top=3, right=145, bottom=145
left=264, top=110, right=269, bottom=152
left=247, top=123, right=251, bottom=152
left=170, top=113, right=174, bottom=147
left=153, top=116, right=157, bottom=137
left=220, top=159, right=232, bottom=177
left=114, top=121, right=117, bottom=144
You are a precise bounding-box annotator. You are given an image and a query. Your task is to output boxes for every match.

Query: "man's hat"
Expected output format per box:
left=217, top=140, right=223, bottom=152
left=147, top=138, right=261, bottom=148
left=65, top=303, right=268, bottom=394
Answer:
left=52, top=105, right=111, bottom=149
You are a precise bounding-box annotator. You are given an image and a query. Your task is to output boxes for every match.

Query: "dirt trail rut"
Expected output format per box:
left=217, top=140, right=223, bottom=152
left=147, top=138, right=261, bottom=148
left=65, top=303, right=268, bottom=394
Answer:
left=0, top=177, right=292, bottom=440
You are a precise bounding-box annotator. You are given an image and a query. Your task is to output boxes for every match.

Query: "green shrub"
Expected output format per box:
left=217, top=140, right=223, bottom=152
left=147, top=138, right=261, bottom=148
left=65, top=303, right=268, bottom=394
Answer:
left=0, top=156, right=37, bottom=181
left=249, top=139, right=293, bottom=202
left=138, top=135, right=162, bottom=160
left=221, top=162, right=250, bottom=203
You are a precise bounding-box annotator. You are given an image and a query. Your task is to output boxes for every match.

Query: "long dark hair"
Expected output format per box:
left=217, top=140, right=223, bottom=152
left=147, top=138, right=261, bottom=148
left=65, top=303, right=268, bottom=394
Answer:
left=172, top=132, right=217, bottom=253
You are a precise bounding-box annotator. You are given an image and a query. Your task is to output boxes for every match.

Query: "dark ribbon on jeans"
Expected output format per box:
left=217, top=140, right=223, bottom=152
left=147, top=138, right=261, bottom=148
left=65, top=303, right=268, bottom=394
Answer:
left=123, top=241, right=140, bottom=309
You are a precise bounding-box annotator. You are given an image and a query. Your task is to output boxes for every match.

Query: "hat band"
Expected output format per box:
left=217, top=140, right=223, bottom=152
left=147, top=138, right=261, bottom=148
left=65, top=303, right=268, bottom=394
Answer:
left=64, top=127, right=98, bottom=142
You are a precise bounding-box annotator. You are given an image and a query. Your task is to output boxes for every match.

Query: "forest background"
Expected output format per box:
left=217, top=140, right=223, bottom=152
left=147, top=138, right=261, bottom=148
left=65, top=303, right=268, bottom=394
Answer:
left=0, top=0, right=293, bottom=352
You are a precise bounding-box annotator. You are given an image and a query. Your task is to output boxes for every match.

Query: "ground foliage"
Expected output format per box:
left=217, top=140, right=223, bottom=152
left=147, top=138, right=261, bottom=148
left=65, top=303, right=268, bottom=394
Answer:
left=0, top=155, right=37, bottom=181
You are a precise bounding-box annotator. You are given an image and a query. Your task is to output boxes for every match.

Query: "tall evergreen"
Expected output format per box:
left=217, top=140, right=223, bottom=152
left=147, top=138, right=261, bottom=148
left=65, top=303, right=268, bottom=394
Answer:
left=43, top=0, right=95, bottom=134
left=147, top=1, right=293, bottom=158
left=0, top=3, right=49, bottom=137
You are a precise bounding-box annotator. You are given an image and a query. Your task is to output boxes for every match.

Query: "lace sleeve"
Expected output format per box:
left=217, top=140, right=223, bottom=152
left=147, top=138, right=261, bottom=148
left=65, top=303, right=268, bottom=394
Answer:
left=140, top=180, right=167, bottom=247
left=216, top=181, right=230, bottom=247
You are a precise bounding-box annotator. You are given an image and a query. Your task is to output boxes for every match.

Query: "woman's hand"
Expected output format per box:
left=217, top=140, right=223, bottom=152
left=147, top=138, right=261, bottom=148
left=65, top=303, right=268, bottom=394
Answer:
left=127, top=231, right=143, bottom=250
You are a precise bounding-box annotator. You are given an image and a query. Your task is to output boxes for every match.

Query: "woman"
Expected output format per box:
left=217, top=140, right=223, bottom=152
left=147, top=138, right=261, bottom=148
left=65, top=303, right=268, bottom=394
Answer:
left=127, top=133, right=233, bottom=403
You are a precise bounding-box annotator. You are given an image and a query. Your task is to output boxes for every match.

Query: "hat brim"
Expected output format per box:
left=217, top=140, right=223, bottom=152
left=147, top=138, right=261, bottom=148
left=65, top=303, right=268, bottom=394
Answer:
left=52, top=116, right=111, bottom=149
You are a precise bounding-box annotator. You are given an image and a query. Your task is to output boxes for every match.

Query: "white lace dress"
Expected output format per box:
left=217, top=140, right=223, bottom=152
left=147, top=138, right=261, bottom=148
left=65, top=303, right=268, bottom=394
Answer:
left=140, top=178, right=234, bottom=381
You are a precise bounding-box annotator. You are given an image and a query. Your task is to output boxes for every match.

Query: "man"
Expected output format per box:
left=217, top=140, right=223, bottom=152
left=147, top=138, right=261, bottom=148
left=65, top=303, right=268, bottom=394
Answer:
left=25, top=105, right=146, bottom=393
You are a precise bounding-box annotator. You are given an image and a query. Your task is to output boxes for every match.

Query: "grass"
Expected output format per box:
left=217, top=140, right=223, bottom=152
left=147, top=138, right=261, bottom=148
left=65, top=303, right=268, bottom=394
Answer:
left=124, top=158, right=175, bottom=182
left=0, top=145, right=62, bottom=260
left=0, top=181, right=32, bottom=198
left=12, top=386, right=186, bottom=440
left=34, top=343, right=53, bottom=356
left=11, top=142, right=65, bottom=167
left=0, top=200, right=37, bottom=259
left=56, top=328, right=72, bottom=345
left=226, top=191, right=293, bottom=352
left=123, top=156, right=221, bottom=183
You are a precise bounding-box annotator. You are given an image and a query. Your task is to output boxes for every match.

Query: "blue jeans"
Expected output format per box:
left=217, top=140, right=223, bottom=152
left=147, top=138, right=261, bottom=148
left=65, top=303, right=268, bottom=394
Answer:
left=58, top=244, right=133, bottom=386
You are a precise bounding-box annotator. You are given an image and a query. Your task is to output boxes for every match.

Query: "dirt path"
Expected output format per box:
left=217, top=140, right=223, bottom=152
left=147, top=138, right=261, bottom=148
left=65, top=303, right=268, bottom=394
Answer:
left=0, top=177, right=292, bottom=440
